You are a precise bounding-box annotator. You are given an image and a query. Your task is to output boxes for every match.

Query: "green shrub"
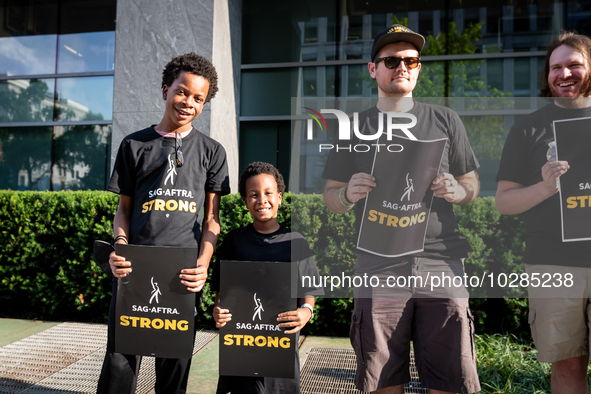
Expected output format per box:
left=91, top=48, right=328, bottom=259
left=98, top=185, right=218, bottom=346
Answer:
left=0, top=191, right=529, bottom=338
left=0, top=191, right=117, bottom=321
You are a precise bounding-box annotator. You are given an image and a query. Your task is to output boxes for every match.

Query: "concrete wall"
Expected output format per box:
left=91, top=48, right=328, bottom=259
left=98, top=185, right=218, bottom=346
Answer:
left=111, top=0, right=240, bottom=191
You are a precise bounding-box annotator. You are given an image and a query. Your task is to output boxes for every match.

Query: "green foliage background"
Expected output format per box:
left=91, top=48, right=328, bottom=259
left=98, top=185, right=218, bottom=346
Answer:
left=0, top=191, right=529, bottom=339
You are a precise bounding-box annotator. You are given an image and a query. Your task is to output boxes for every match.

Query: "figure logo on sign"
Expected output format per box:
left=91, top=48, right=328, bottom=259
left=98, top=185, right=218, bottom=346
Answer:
left=164, top=154, right=177, bottom=185
left=252, top=293, right=264, bottom=321
left=150, top=277, right=162, bottom=304
left=401, top=173, right=414, bottom=202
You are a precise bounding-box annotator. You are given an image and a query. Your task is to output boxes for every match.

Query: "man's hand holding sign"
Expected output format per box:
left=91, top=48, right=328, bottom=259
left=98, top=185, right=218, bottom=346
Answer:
left=431, top=171, right=479, bottom=205
left=321, top=23, right=482, bottom=394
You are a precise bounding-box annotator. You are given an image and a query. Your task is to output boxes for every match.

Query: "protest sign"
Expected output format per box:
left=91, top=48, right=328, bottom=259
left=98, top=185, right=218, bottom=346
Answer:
left=219, top=261, right=295, bottom=379
left=553, top=117, right=591, bottom=241
left=357, top=135, right=447, bottom=257
left=114, top=244, right=197, bottom=358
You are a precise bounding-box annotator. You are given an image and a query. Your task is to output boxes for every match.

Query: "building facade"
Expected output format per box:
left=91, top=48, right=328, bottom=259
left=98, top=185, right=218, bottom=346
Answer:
left=1, top=0, right=590, bottom=195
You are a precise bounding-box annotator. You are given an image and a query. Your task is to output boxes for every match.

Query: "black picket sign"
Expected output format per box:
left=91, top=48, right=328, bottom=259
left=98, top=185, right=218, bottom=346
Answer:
left=219, top=261, right=295, bottom=379
left=114, top=244, right=197, bottom=358
left=357, top=135, right=447, bottom=257
left=554, top=117, right=591, bottom=241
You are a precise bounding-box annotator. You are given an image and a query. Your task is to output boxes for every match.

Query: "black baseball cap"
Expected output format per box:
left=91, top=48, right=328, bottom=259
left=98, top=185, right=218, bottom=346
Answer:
left=370, top=24, right=425, bottom=61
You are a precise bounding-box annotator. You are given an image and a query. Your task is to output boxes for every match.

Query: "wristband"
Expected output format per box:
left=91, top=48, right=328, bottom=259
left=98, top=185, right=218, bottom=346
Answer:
left=339, top=188, right=354, bottom=208
left=342, top=185, right=354, bottom=205
left=300, top=303, right=314, bottom=320
left=114, top=235, right=128, bottom=244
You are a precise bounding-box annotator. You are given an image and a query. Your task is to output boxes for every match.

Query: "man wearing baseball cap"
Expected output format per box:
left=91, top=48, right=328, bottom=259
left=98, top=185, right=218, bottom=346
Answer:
left=322, top=25, right=481, bottom=394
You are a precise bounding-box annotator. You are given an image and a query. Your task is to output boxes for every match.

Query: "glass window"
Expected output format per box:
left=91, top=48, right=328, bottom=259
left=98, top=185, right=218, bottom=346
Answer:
left=239, top=121, right=290, bottom=187
left=57, top=31, right=115, bottom=73
left=55, top=76, right=113, bottom=121
left=0, top=126, right=53, bottom=191
left=514, top=58, right=531, bottom=91
left=0, top=0, right=59, bottom=37
left=240, top=69, right=298, bottom=116
left=59, top=0, right=117, bottom=34
left=303, top=68, right=317, bottom=96
left=242, top=0, right=570, bottom=64
left=0, top=35, right=57, bottom=76
left=371, top=14, right=386, bottom=38
left=567, top=1, right=591, bottom=34
left=52, top=124, right=111, bottom=190
left=304, top=18, right=319, bottom=43
left=239, top=122, right=278, bottom=170
left=414, top=61, right=446, bottom=97
left=486, top=59, right=504, bottom=91
left=419, top=11, right=434, bottom=37
left=325, top=66, right=336, bottom=97
left=0, top=79, right=55, bottom=122
left=326, top=15, right=337, bottom=43
left=347, top=15, right=363, bottom=41
left=513, top=1, right=530, bottom=32
left=346, top=64, right=364, bottom=96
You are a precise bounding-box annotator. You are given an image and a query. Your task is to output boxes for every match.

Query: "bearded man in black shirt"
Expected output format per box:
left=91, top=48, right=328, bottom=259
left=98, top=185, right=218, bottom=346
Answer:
left=496, top=31, right=591, bottom=394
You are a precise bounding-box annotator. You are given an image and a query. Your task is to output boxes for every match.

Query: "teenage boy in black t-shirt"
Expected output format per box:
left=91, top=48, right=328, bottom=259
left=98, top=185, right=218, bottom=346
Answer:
left=212, top=162, right=323, bottom=394
left=97, top=53, right=231, bottom=394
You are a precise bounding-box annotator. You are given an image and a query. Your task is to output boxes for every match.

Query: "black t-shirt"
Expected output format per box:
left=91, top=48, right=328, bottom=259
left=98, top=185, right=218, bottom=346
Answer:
left=496, top=102, right=591, bottom=267
left=212, top=224, right=323, bottom=394
left=108, top=126, right=231, bottom=247
left=322, top=102, right=479, bottom=268
left=212, top=224, right=323, bottom=296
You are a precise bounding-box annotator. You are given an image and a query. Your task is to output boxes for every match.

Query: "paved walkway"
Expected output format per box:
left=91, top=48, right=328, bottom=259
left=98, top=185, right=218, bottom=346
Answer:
left=0, top=319, right=426, bottom=394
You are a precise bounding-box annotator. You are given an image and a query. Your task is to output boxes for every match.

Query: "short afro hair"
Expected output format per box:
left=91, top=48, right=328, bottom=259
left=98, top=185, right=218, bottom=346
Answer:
left=161, top=52, right=219, bottom=103
left=239, top=162, right=286, bottom=198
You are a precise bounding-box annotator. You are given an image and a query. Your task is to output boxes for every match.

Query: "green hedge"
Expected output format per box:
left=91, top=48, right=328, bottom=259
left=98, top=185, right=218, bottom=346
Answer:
left=0, top=191, right=529, bottom=338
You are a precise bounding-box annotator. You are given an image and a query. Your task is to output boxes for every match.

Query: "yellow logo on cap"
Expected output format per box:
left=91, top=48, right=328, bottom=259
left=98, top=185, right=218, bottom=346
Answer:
left=388, top=26, right=410, bottom=34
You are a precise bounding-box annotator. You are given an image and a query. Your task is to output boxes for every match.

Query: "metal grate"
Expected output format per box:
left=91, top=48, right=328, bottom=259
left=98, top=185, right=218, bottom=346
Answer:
left=0, top=323, right=107, bottom=394
left=0, top=322, right=217, bottom=394
left=300, top=347, right=427, bottom=394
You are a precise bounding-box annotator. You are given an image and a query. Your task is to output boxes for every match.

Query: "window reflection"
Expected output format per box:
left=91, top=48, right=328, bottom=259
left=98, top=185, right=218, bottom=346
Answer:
left=0, top=35, right=57, bottom=76
left=57, top=31, right=115, bottom=73
left=0, top=127, right=53, bottom=191
left=413, top=62, right=446, bottom=97
left=243, top=0, right=568, bottom=64
left=55, top=76, right=113, bottom=121
left=52, top=124, right=111, bottom=190
left=59, top=0, right=116, bottom=34
left=241, top=69, right=298, bottom=116
left=0, top=79, right=54, bottom=122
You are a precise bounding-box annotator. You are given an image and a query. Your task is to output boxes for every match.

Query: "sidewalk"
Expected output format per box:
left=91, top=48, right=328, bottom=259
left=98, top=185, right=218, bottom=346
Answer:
left=0, top=319, right=426, bottom=394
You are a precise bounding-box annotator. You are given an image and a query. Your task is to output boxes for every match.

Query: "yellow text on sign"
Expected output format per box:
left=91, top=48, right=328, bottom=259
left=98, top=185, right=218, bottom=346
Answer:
left=120, top=315, right=189, bottom=331
left=223, top=334, right=290, bottom=348
left=367, top=210, right=426, bottom=227
left=566, top=196, right=591, bottom=209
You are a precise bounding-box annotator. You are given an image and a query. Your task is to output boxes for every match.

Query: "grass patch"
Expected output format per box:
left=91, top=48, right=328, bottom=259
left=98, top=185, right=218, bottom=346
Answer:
left=476, top=334, right=551, bottom=393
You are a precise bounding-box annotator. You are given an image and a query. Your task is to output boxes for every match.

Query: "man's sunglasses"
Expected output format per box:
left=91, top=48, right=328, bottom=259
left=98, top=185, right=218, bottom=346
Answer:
left=373, top=56, right=420, bottom=70
left=175, top=133, right=184, bottom=167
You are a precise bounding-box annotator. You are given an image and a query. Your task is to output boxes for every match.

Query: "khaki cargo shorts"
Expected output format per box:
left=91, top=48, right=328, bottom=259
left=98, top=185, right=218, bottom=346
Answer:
left=526, top=264, right=591, bottom=363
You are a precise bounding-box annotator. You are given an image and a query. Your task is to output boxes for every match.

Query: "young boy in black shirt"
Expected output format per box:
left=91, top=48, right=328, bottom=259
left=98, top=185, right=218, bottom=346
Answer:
left=212, top=162, right=322, bottom=394
left=98, top=53, right=231, bottom=394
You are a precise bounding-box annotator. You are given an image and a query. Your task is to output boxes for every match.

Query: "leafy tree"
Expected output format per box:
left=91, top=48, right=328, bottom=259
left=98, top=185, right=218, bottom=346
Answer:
left=53, top=121, right=109, bottom=191
left=0, top=127, right=53, bottom=190
left=0, top=79, right=53, bottom=122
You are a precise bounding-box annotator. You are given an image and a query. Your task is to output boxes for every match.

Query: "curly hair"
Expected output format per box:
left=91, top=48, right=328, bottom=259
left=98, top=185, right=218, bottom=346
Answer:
left=540, top=31, right=591, bottom=97
left=239, top=162, right=286, bottom=198
left=161, top=52, right=219, bottom=102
